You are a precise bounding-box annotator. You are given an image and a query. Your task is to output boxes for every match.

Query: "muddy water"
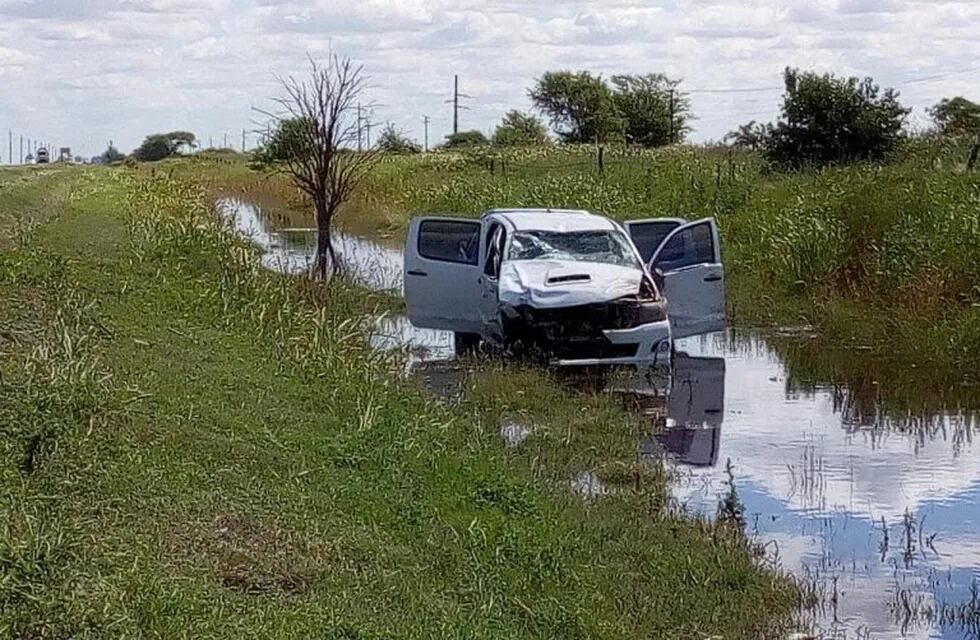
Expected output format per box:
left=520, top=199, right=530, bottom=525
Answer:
left=219, top=198, right=980, bottom=640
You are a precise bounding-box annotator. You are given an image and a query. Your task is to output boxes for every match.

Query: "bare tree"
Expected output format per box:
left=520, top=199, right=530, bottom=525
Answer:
left=266, top=54, right=381, bottom=279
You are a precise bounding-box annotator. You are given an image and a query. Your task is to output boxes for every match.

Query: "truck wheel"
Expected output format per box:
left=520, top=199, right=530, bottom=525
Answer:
left=453, top=332, right=481, bottom=356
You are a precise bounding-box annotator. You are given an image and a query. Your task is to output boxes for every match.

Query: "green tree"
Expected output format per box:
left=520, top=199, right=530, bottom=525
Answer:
left=443, top=130, right=489, bottom=148
left=251, top=117, right=318, bottom=168
left=132, top=131, right=196, bottom=161
left=529, top=71, right=624, bottom=144
left=764, top=68, right=909, bottom=168
left=611, top=74, right=689, bottom=146
left=725, top=120, right=770, bottom=150
left=492, top=110, right=550, bottom=146
left=928, top=97, right=980, bottom=137
left=377, top=123, right=421, bottom=154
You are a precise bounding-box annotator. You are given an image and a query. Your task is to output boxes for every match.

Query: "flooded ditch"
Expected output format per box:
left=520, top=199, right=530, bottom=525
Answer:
left=218, top=197, right=980, bottom=640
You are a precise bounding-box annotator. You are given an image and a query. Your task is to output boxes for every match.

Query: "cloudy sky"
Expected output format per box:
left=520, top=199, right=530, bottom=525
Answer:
left=0, top=0, right=977, bottom=159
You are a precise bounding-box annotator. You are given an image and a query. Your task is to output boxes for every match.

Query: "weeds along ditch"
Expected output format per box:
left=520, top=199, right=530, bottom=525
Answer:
left=0, top=168, right=803, bottom=638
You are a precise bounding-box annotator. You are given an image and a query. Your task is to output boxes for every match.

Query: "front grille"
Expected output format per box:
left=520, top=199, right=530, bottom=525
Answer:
left=502, top=298, right=660, bottom=361
left=518, top=298, right=667, bottom=338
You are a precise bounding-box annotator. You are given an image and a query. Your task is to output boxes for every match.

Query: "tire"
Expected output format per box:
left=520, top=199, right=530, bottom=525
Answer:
left=453, top=332, right=481, bottom=356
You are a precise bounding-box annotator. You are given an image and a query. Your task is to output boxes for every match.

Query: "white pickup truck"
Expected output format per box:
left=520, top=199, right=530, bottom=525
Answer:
left=404, top=209, right=725, bottom=365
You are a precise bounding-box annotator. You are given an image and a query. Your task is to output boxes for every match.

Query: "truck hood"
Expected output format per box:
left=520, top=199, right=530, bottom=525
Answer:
left=498, top=260, right=644, bottom=309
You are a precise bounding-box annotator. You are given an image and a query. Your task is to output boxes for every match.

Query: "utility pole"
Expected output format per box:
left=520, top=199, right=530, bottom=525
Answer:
left=241, top=128, right=246, bottom=152
left=453, top=75, right=459, bottom=134
left=668, top=88, right=675, bottom=145
left=7, top=130, right=10, bottom=165
left=422, top=115, right=430, bottom=152
left=223, top=133, right=228, bottom=148
left=445, top=75, right=472, bottom=135
left=357, top=103, right=364, bottom=152
left=19, top=135, right=23, bottom=164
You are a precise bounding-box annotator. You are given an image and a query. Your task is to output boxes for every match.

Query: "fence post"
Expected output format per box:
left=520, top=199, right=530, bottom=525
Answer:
left=968, top=141, right=979, bottom=171
left=597, top=146, right=605, bottom=174
left=490, top=158, right=495, bottom=174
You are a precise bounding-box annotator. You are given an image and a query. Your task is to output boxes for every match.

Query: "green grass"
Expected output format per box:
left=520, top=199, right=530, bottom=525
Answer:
left=0, top=165, right=83, bottom=249
left=1, top=168, right=798, bottom=638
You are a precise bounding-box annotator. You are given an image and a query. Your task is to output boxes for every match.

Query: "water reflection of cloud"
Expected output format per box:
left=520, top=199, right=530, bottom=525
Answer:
left=675, top=335, right=980, bottom=524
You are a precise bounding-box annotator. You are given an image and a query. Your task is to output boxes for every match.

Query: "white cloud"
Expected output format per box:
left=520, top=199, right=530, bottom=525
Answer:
left=0, top=0, right=977, bottom=158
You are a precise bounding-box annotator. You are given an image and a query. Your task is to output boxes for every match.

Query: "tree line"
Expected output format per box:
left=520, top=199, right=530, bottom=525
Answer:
left=367, top=67, right=980, bottom=170
left=125, top=67, right=979, bottom=172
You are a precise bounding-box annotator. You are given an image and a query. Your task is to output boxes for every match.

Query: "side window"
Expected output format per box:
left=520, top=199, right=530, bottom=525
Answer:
left=653, top=222, right=716, bottom=271
left=418, top=220, right=480, bottom=265
left=629, top=221, right=682, bottom=264
left=484, top=224, right=505, bottom=278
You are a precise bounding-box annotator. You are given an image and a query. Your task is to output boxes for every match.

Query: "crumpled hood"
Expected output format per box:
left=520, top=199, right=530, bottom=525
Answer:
left=498, top=260, right=644, bottom=309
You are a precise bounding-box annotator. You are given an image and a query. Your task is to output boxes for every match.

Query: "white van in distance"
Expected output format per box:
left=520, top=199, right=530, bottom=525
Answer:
left=404, top=209, right=725, bottom=366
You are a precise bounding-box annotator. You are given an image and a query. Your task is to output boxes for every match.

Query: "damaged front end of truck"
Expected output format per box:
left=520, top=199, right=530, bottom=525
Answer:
left=497, top=265, right=673, bottom=366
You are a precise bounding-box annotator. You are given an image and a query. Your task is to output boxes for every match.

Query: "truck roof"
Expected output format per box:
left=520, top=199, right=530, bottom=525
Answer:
left=482, top=208, right=618, bottom=233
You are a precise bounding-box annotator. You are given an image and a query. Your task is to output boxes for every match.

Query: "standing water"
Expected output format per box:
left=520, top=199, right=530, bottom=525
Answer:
left=219, top=198, right=980, bottom=639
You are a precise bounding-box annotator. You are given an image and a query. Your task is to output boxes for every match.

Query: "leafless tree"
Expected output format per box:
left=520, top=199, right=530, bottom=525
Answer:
left=266, top=54, right=381, bottom=279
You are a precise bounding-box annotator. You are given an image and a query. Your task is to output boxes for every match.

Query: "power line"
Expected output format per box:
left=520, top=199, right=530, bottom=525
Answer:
left=688, top=86, right=782, bottom=94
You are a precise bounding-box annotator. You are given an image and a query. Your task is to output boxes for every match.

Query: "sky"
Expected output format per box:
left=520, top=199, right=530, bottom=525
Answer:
left=0, top=0, right=978, bottom=159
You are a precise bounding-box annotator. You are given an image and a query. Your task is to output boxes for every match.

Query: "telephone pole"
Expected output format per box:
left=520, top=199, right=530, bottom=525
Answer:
left=19, top=135, right=23, bottom=164
left=357, top=103, right=364, bottom=152
left=668, top=88, right=675, bottom=145
left=422, top=115, right=430, bottom=152
left=445, top=74, right=472, bottom=135
left=453, top=75, right=459, bottom=134
left=242, top=128, right=246, bottom=152
left=7, top=130, right=11, bottom=165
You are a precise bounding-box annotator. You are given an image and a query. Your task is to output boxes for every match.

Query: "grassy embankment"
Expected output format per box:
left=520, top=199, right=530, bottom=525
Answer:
left=1, top=166, right=798, bottom=637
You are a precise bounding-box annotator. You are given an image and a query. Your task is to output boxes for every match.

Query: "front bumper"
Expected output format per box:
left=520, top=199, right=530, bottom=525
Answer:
left=501, top=299, right=673, bottom=367
left=554, top=319, right=672, bottom=367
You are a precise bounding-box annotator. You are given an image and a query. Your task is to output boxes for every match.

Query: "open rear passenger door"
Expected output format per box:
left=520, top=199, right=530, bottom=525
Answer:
left=649, top=218, right=725, bottom=339
left=624, top=218, right=687, bottom=265
left=404, top=217, right=483, bottom=333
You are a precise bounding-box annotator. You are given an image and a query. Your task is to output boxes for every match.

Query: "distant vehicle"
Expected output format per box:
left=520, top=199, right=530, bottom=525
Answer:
left=36, top=148, right=50, bottom=164
left=404, top=208, right=725, bottom=365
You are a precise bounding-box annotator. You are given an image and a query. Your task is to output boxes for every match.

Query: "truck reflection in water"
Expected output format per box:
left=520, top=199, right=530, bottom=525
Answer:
left=611, top=352, right=726, bottom=467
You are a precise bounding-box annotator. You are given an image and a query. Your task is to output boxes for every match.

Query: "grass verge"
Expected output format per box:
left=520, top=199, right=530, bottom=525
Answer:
left=1, top=167, right=799, bottom=638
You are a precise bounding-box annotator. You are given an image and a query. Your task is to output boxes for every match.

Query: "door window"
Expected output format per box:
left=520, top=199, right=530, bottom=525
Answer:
left=629, top=220, right=684, bottom=264
left=484, top=224, right=505, bottom=278
left=653, top=221, right=716, bottom=271
left=418, top=220, right=480, bottom=265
